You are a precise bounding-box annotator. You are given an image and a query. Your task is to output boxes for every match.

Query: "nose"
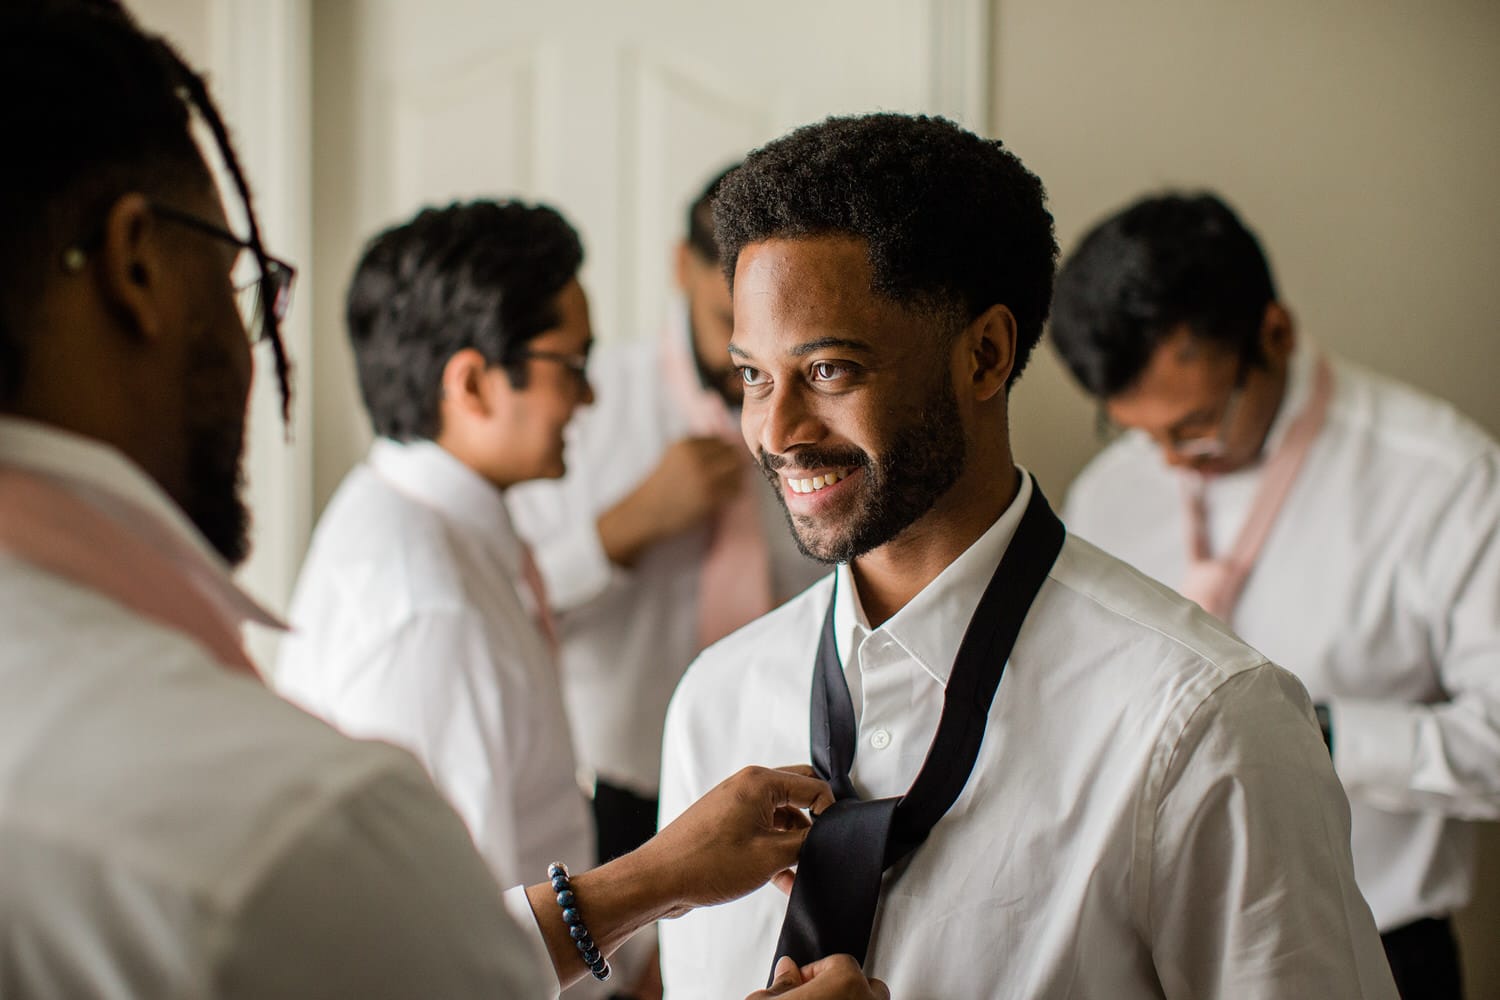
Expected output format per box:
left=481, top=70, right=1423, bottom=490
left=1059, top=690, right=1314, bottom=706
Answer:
left=747, top=381, right=821, bottom=459
left=578, top=374, right=595, bottom=407
left=1160, top=446, right=1196, bottom=470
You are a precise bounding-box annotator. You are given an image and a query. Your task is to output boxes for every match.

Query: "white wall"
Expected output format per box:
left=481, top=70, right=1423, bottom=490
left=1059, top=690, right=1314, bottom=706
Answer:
left=994, top=1, right=1500, bottom=992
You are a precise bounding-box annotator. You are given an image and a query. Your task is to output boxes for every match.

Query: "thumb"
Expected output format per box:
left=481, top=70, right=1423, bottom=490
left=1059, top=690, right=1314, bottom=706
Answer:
left=767, top=955, right=804, bottom=994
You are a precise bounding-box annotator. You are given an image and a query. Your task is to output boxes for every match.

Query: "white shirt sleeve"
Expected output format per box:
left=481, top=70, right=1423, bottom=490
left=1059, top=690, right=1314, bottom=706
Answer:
left=1146, top=664, right=1398, bottom=1000
left=326, top=607, right=532, bottom=886
left=216, top=759, right=556, bottom=999
left=508, top=468, right=620, bottom=614
left=1329, top=451, right=1500, bottom=819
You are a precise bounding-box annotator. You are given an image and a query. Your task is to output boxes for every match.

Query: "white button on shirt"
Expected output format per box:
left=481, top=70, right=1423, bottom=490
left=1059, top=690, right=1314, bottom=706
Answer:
left=275, top=439, right=595, bottom=907
left=659, top=471, right=1397, bottom=999
left=508, top=312, right=826, bottom=796
left=0, top=418, right=556, bottom=999
left=1064, top=347, right=1500, bottom=931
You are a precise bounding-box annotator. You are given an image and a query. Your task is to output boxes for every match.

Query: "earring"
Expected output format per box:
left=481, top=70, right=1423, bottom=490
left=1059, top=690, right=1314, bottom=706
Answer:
left=62, top=247, right=87, bottom=273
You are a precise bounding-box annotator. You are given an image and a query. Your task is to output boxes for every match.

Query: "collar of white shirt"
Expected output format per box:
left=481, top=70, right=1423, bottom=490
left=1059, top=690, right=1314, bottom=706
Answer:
left=831, top=467, right=1034, bottom=688
left=366, top=437, right=525, bottom=578
left=1251, top=340, right=1322, bottom=460
left=0, top=415, right=283, bottom=630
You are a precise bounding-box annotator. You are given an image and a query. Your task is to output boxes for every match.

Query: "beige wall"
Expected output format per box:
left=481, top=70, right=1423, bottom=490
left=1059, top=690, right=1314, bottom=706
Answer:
left=993, top=0, right=1500, bottom=992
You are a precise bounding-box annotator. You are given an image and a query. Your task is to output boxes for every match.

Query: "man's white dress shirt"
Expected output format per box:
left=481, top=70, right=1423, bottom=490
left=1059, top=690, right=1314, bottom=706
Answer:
left=508, top=312, right=825, bottom=797
left=0, top=418, right=555, bottom=998
left=276, top=438, right=595, bottom=907
left=1065, top=347, right=1500, bottom=931
left=659, top=471, right=1397, bottom=999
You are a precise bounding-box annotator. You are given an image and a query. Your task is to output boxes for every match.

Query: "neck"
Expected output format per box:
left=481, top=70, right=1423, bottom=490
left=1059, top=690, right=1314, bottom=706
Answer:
left=850, top=449, right=1020, bottom=628
left=433, top=428, right=515, bottom=492
left=1247, top=356, right=1294, bottom=463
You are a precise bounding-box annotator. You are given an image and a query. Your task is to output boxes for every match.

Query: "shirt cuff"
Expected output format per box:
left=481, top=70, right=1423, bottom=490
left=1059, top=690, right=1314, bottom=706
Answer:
left=533, top=524, right=616, bottom=612
left=503, top=883, right=561, bottom=997
left=1328, top=697, right=1419, bottom=802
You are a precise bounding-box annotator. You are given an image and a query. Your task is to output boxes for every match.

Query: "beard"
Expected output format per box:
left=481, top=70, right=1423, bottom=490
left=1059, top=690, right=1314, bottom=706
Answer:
left=758, top=372, right=967, bottom=564
left=689, top=316, right=743, bottom=409
left=180, top=331, right=252, bottom=567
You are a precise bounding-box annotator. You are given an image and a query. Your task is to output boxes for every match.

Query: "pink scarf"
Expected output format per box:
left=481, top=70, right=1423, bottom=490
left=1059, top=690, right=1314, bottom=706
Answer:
left=1180, top=356, right=1334, bottom=623
left=0, top=467, right=261, bottom=677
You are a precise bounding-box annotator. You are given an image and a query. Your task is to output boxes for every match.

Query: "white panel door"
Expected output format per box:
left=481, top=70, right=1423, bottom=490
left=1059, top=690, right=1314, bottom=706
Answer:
left=312, top=0, right=989, bottom=506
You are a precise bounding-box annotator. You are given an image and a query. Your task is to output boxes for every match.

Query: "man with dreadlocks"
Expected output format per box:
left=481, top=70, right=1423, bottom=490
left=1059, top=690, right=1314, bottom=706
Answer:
left=0, top=3, right=888, bottom=998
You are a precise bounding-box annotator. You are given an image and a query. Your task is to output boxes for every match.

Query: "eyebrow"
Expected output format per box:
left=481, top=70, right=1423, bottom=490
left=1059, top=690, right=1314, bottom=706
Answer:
left=1165, top=406, right=1218, bottom=436
left=727, top=336, right=874, bottom=360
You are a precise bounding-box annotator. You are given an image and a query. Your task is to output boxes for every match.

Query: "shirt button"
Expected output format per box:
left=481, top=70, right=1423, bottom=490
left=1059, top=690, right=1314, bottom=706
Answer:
left=869, top=729, right=892, bottom=750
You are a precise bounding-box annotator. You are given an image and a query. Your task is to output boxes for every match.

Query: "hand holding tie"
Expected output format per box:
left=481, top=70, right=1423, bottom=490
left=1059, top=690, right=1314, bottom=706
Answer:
left=746, top=956, right=891, bottom=1000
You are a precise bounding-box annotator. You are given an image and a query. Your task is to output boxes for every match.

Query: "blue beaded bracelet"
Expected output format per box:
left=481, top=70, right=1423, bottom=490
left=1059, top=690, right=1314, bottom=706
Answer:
left=547, top=862, right=611, bottom=983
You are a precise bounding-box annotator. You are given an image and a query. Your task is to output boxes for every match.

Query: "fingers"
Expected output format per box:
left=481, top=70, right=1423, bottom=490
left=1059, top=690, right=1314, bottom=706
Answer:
left=768, top=955, right=804, bottom=993
left=767, top=767, right=836, bottom=816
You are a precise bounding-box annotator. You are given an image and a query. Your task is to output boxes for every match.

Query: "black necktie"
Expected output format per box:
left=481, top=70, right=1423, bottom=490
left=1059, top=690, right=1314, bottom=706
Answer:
left=769, top=475, right=1065, bottom=980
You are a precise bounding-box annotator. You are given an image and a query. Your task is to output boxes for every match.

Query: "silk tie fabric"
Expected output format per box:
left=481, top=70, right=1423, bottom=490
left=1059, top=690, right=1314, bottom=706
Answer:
left=769, top=474, right=1065, bottom=978
left=659, top=318, right=774, bottom=647
left=0, top=467, right=261, bottom=676
left=518, top=542, right=560, bottom=652
left=1180, top=357, right=1334, bottom=623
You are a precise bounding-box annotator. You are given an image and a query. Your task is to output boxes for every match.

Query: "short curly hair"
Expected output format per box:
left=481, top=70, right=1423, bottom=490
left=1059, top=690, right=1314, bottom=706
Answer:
left=713, top=113, right=1057, bottom=386
left=345, top=200, right=584, bottom=442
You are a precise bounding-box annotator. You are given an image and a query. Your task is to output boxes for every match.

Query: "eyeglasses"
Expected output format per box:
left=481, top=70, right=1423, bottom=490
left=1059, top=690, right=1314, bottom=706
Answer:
left=1096, top=360, right=1248, bottom=460
left=149, top=204, right=296, bottom=345
left=521, top=349, right=591, bottom=385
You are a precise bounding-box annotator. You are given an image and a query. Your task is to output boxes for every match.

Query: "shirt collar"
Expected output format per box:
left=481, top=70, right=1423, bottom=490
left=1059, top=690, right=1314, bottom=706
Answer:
left=1258, top=342, right=1320, bottom=457
left=367, top=437, right=524, bottom=574
left=833, top=467, right=1034, bottom=687
left=0, top=415, right=283, bottom=629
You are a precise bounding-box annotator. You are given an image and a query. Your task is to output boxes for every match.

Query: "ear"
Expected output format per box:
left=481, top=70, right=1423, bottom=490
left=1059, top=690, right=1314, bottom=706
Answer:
left=96, top=193, right=170, bottom=343
left=963, top=304, right=1018, bottom=403
left=439, top=348, right=496, bottom=424
left=674, top=241, right=693, bottom=293
left=1260, top=301, right=1296, bottom=366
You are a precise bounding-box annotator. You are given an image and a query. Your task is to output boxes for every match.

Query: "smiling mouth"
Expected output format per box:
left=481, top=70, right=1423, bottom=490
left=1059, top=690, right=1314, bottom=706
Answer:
left=784, top=469, right=853, bottom=495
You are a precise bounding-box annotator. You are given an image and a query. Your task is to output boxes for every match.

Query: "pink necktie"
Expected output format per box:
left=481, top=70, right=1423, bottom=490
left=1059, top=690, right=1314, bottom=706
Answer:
left=1181, top=357, right=1334, bottom=623
left=0, top=467, right=260, bottom=677
left=519, top=542, right=560, bottom=652
left=660, top=322, right=774, bottom=647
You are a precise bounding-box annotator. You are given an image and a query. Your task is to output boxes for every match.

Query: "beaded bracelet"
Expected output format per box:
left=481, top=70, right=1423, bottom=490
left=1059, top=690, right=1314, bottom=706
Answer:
left=548, top=861, right=612, bottom=983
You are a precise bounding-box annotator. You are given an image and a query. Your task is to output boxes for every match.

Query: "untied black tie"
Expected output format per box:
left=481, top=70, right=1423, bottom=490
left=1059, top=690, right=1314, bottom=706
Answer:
left=768, top=474, right=1065, bottom=981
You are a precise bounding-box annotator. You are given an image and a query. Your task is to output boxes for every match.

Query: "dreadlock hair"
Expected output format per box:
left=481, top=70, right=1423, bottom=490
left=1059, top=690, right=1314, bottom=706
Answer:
left=0, top=0, right=292, bottom=420
left=684, top=164, right=738, bottom=265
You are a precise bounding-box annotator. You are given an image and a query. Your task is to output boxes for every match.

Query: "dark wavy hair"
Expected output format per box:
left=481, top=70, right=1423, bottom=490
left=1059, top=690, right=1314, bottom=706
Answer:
left=713, top=113, right=1057, bottom=387
left=684, top=163, right=738, bottom=264
left=1050, top=192, right=1279, bottom=398
left=0, top=0, right=292, bottom=416
left=345, top=200, right=584, bottom=441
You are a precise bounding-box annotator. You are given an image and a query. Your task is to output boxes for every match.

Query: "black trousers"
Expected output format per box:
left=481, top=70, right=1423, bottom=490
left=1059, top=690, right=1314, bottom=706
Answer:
left=592, top=779, right=659, bottom=864
left=1382, top=917, right=1464, bottom=1000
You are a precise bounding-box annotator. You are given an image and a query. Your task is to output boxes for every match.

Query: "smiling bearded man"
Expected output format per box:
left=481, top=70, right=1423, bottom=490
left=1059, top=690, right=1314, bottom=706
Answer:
left=654, top=112, right=1399, bottom=1000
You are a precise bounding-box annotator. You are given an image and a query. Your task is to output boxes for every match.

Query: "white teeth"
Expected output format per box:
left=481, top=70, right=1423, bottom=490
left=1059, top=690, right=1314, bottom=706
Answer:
left=788, top=470, right=847, bottom=494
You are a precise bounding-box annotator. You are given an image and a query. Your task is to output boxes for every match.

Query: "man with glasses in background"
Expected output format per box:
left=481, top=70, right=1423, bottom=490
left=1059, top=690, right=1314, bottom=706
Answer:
left=274, top=200, right=618, bottom=995
left=0, top=3, right=893, bottom=997
left=1052, top=191, right=1500, bottom=1000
